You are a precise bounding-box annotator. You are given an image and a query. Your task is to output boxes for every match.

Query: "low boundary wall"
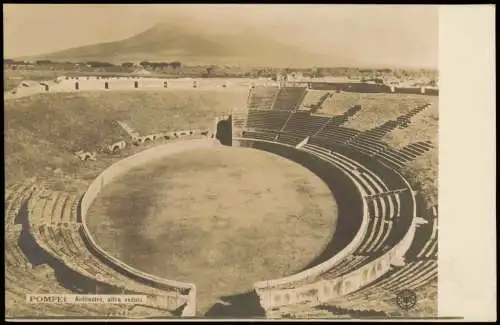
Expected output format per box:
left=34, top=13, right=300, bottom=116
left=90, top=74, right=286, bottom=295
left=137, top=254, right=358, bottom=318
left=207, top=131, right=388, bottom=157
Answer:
left=80, top=138, right=215, bottom=316
left=308, top=82, right=438, bottom=96
left=236, top=138, right=417, bottom=311
left=236, top=139, right=369, bottom=286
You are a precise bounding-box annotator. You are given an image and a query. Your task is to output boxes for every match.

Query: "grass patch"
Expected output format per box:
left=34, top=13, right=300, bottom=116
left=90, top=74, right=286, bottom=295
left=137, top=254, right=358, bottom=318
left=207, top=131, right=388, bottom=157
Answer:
left=4, top=90, right=247, bottom=186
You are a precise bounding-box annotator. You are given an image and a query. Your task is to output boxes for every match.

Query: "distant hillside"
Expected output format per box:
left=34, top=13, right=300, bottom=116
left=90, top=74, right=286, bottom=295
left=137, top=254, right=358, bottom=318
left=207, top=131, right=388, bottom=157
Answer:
left=20, top=21, right=341, bottom=68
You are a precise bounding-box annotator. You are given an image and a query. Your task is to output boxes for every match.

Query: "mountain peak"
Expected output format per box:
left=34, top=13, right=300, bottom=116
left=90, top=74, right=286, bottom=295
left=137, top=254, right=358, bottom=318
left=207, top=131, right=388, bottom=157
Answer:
left=23, top=18, right=339, bottom=68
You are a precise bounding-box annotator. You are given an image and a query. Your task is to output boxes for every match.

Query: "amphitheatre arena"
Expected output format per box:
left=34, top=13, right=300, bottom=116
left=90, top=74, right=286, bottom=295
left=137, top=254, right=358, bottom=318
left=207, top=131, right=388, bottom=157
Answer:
left=5, top=77, right=439, bottom=319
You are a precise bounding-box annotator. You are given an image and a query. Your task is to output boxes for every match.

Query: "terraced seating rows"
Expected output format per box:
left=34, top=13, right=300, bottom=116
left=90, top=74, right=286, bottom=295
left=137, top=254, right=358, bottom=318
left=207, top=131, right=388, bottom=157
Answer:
left=21, top=188, right=189, bottom=312
left=6, top=231, right=32, bottom=270
left=5, top=183, right=23, bottom=200
left=311, top=105, right=363, bottom=138
left=329, top=259, right=437, bottom=312
left=5, top=292, right=128, bottom=318
left=52, top=192, right=78, bottom=224
left=266, top=227, right=436, bottom=317
left=275, top=133, right=303, bottom=147
left=242, top=130, right=277, bottom=142
left=398, top=103, right=431, bottom=122
left=27, top=190, right=81, bottom=225
left=235, top=105, right=435, bottom=317
left=30, top=223, right=187, bottom=304
left=303, top=144, right=401, bottom=256
left=373, top=148, right=410, bottom=169
left=348, top=139, right=389, bottom=156
left=373, top=141, right=435, bottom=170
left=269, top=302, right=345, bottom=319
left=5, top=229, right=77, bottom=311
left=6, top=265, right=63, bottom=294
left=416, top=217, right=438, bottom=259
left=321, top=207, right=437, bottom=314
left=241, top=105, right=364, bottom=148
left=272, top=87, right=307, bottom=111
left=6, top=269, right=131, bottom=317
left=314, top=127, right=361, bottom=145
left=319, top=256, right=371, bottom=280
left=399, top=141, right=434, bottom=158
left=7, top=97, right=435, bottom=317
left=241, top=112, right=423, bottom=260
left=281, top=112, right=330, bottom=138
left=5, top=183, right=38, bottom=227
left=361, top=247, right=437, bottom=293
left=246, top=110, right=290, bottom=132
left=248, top=86, right=279, bottom=110
left=356, top=196, right=398, bottom=255
left=334, top=104, right=431, bottom=157
left=254, top=144, right=401, bottom=290
left=357, top=120, right=400, bottom=139
left=33, top=223, right=114, bottom=283
left=258, top=142, right=398, bottom=293
left=320, top=115, right=349, bottom=129
left=344, top=123, right=395, bottom=155
left=248, top=143, right=377, bottom=291
left=232, top=112, right=247, bottom=128
left=35, top=224, right=89, bottom=264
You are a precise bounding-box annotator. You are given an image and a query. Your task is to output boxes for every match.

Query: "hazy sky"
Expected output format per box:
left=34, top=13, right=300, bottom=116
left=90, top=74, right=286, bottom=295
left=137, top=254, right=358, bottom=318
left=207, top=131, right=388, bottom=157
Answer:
left=3, top=4, right=439, bottom=68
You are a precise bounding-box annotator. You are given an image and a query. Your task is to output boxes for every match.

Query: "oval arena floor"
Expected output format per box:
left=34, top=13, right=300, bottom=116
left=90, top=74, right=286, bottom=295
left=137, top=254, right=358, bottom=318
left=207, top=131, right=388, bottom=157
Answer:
left=85, top=145, right=339, bottom=314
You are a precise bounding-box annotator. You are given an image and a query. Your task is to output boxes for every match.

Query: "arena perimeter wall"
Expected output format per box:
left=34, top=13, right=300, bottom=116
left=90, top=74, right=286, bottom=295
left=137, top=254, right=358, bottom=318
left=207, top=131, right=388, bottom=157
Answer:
left=235, top=139, right=417, bottom=310
left=79, top=138, right=216, bottom=316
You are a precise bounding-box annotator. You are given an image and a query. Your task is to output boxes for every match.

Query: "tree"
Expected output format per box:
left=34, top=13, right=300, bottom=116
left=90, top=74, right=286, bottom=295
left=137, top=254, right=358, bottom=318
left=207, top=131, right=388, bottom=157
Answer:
left=86, top=61, right=114, bottom=68
left=170, top=61, right=182, bottom=70
left=252, top=69, right=263, bottom=78
left=312, top=67, right=323, bottom=78
left=36, top=60, right=53, bottom=65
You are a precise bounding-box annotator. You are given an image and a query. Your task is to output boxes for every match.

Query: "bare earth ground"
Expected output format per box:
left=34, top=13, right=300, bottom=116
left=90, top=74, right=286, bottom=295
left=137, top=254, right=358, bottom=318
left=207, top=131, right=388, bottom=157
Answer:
left=85, top=146, right=338, bottom=314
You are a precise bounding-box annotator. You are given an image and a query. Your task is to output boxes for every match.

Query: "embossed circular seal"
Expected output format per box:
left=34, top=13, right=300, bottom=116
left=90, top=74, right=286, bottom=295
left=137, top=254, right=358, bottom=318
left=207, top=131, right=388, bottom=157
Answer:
left=396, top=289, right=417, bottom=310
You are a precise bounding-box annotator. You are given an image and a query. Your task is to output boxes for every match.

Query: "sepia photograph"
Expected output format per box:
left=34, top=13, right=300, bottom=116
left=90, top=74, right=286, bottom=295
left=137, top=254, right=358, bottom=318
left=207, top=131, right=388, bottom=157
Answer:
left=3, top=4, right=494, bottom=321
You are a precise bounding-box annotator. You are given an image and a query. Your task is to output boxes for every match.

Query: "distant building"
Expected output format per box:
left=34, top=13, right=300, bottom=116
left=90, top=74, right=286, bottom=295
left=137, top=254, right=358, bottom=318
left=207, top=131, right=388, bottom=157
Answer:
left=276, top=72, right=286, bottom=82
left=133, top=67, right=152, bottom=75
left=287, top=72, right=304, bottom=82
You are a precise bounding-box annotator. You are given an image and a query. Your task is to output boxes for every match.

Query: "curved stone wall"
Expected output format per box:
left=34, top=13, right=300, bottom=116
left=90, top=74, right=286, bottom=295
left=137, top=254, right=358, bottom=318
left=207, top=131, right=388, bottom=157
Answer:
left=306, top=82, right=438, bottom=96
left=79, top=135, right=417, bottom=313
left=235, top=138, right=417, bottom=310
left=237, top=139, right=369, bottom=288
left=80, top=138, right=216, bottom=316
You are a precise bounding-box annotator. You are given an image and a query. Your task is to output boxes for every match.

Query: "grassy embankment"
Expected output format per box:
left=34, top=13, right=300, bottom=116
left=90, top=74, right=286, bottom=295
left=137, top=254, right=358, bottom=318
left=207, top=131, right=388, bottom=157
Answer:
left=4, top=90, right=247, bottom=189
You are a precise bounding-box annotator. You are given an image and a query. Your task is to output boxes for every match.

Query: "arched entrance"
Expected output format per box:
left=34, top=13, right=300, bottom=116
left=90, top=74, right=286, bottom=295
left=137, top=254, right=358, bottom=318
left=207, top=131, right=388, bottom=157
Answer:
left=216, top=115, right=233, bottom=146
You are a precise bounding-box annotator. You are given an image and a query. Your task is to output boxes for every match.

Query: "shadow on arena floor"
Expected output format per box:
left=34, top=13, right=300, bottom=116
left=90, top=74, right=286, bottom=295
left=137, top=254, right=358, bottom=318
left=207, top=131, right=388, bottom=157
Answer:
left=204, top=290, right=266, bottom=318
